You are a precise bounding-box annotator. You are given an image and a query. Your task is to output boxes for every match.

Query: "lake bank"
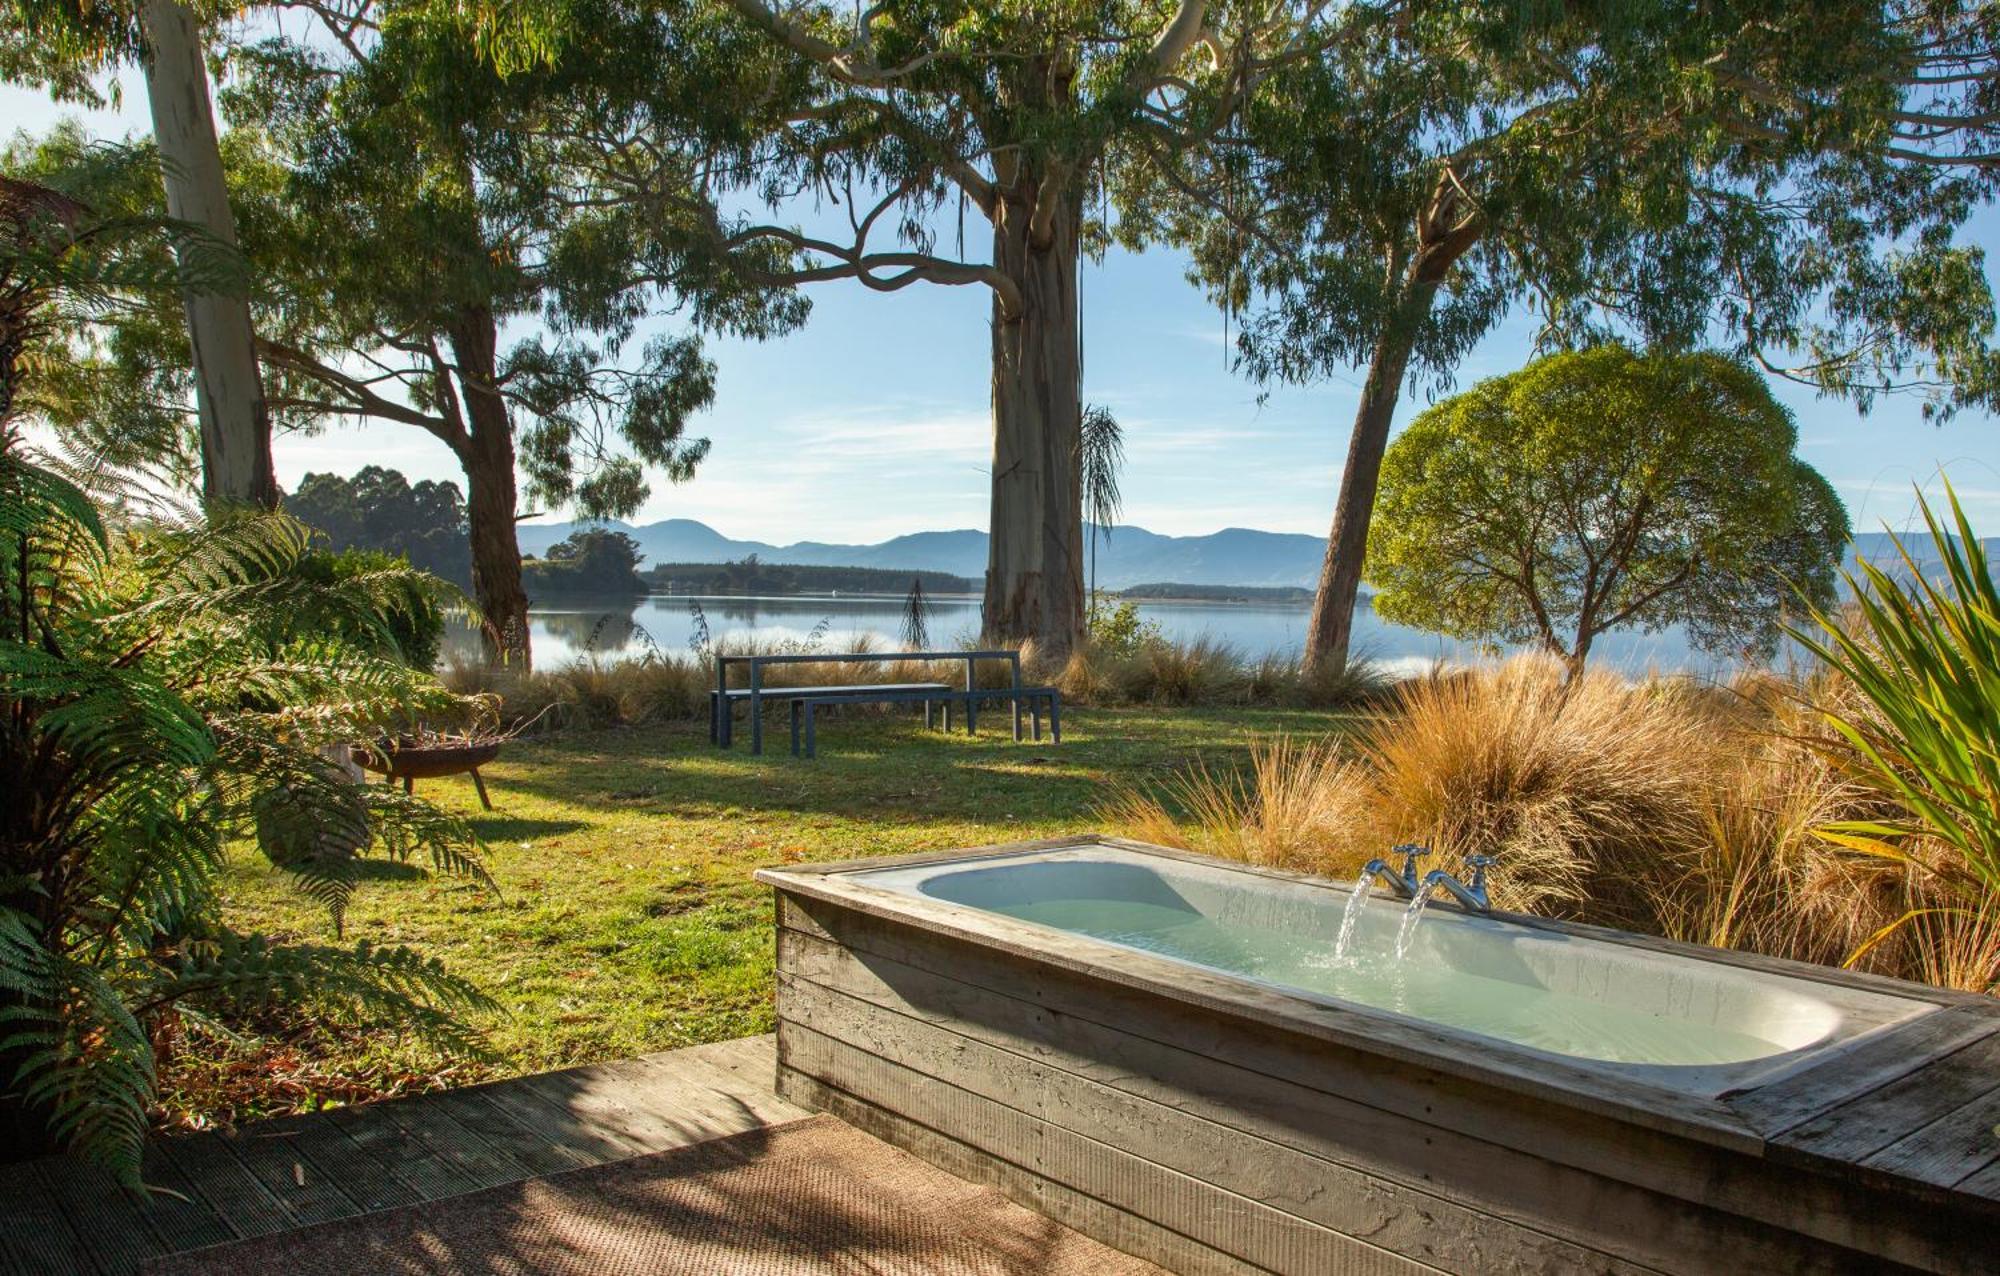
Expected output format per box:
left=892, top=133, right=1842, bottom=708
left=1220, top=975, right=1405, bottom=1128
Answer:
left=455, top=590, right=1739, bottom=678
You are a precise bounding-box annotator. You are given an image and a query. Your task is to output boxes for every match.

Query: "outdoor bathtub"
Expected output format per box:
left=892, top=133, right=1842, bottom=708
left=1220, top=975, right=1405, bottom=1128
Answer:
left=759, top=836, right=2000, bottom=1274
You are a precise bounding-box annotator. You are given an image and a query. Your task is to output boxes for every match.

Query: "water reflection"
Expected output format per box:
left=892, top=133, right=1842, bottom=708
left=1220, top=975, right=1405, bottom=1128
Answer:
left=447, top=591, right=1734, bottom=679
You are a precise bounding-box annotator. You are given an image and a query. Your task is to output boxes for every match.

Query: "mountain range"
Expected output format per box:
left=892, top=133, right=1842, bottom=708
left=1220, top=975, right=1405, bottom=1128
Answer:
left=515, top=518, right=1992, bottom=592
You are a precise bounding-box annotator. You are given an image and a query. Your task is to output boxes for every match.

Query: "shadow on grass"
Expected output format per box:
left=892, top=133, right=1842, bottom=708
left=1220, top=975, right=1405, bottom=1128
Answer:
left=466, top=815, right=594, bottom=841
left=479, top=710, right=1284, bottom=827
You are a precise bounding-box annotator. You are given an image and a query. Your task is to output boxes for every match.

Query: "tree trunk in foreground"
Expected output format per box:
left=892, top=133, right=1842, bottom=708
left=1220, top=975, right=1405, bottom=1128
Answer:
left=139, top=0, right=277, bottom=510
left=449, top=313, right=532, bottom=670
left=982, top=185, right=1085, bottom=661
left=1301, top=278, right=1443, bottom=679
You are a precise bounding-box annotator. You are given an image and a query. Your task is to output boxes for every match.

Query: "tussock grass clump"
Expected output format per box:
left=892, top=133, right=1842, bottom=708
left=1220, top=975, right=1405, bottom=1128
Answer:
left=1104, top=652, right=1999, bottom=993
left=1048, top=637, right=1392, bottom=709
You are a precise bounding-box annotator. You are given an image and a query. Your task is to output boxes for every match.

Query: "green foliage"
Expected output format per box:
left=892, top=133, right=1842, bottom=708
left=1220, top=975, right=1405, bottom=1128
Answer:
left=523, top=527, right=646, bottom=595
left=286, top=467, right=473, bottom=587
left=1796, top=484, right=2000, bottom=906
left=214, top=6, right=803, bottom=522
left=1086, top=597, right=1163, bottom=658
left=2, top=128, right=246, bottom=479
left=1367, top=346, right=1849, bottom=670
left=292, top=547, right=452, bottom=672
left=1135, top=2, right=2000, bottom=417
left=2, top=355, right=495, bottom=1178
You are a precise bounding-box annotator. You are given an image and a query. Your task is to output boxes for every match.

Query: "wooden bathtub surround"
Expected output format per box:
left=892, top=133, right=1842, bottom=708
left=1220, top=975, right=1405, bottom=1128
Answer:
left=758, top=835, right=2000, bottom=1276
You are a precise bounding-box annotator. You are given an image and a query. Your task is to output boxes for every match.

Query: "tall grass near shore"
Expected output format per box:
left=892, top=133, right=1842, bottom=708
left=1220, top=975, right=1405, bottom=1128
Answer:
left=1105, top=653, right=1998, bottom=993
left=444, top=631, right=1396, bottom=730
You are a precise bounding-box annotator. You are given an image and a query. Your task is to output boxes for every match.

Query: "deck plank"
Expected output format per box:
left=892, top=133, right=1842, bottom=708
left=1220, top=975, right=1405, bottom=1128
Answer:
left=1725, top=1004, right=2000, bottom=1135
left=322, top=1099, right=482, bottom=1203
left=0, top=1158, right=100, bottom=1276
left=1777, top=1032, right=2000, bottom=1166
left=214, top=1123, right=366, bottom=1229
left=272, top=1113, right=427, bottom=1214
left=9, top=1035, right=801, bottom=1276
left=377, top=1086, right=537, bottom=1189
left=32, top=1155, right=164, bottom=1275
left=151, top=1132, right=298, bottom=1241
left=420, top=1084, right=597, bottom=1176
left=473, top=1067, right=648, bottom=1165
left=1862, top=1080, right=2000, bottom=1188
left=130, top=1145, right=235, bottom=1256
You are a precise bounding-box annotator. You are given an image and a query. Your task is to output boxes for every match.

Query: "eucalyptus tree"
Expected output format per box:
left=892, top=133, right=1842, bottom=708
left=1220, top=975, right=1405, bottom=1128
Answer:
left=597, top=0, right=1327, bottom=659
left=2, top=0, right=278, bottom=507
left=219, top=7, right=802, bottom=666
left=1131, top=0, right=2000, bottom=675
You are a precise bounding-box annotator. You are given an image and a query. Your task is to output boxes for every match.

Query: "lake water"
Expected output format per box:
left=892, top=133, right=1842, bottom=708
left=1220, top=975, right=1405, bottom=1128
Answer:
left=490, top=592, right=1740, bottom=678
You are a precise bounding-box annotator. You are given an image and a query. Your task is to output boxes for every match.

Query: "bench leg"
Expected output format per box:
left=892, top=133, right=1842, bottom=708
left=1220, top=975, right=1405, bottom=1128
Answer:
left=1012, top=695, right=1023, bottom=742
left=403, top=775, right=414, bottom=796
left=805, top=703, right=818, bottom=759
left=470, top=768, right=494, bottom=811
left=1031, top=701, right=1042, bottom=742
left=965, top=696, right=977, bottom=737
left=924, top=699, right=933, bottom=730
left=751, top=692, right=764, bottom=756
left=1050, top=696, right=1061, bottom=743
left=790, top=700, right=802, bottom=756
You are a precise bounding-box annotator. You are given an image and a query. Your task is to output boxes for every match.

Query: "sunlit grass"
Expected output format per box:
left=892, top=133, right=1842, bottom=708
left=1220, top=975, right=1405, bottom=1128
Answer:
left=175, top=704, right=1353, bottom=1126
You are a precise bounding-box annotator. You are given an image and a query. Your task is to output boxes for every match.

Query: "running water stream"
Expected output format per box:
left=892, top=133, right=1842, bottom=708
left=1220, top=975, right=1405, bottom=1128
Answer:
left=1332, top=870, right=1374, bottom=960
left=1394, top=889, right=1432, bottom=960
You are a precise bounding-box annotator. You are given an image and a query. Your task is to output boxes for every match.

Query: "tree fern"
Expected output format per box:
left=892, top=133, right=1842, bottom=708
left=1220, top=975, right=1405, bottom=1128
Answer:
left=4, top=197, right=499, bottom=1177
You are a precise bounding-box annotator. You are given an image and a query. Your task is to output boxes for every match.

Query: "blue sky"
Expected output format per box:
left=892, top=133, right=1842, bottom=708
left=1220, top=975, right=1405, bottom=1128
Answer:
left=10, top=74, right=2000, bottom=545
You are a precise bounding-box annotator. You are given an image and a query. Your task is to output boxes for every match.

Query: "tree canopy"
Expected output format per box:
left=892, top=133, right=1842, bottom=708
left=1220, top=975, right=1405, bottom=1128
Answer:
left=286, top=466, right=473, bottom=586
left=524, top=526, right=648, bottom=594
left=1367, top=346, right=1851, bottom=674
left=1124, top=0, right=2000, bottom=674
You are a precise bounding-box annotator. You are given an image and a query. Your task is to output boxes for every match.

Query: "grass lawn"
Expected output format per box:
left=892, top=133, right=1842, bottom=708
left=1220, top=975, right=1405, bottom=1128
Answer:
left=170, top=705, right=1349, bottom=1127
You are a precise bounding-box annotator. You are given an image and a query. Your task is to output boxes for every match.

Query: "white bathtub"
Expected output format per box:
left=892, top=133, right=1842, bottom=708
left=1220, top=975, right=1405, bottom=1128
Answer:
left=845, top=843, right=1929, bottom=1097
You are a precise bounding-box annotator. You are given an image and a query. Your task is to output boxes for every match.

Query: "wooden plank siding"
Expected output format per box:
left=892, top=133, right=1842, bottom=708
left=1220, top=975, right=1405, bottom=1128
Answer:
left=0, top=1036, right=805, bottom=1276
left=770, top=870, right=2000, bottom=1276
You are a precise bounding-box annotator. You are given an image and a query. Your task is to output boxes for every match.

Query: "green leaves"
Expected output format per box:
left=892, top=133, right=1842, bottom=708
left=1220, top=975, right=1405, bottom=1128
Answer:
left=1367, top=345, right=1849, bottom=670
left=1795, top=483, right=2000, bottom=904
left=1, top=428, right=496, bottom=1183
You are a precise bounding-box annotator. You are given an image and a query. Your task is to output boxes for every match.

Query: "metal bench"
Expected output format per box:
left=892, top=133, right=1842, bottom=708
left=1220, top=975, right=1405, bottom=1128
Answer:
left=710, top=682, right=951, bottom=747
left=793, top=686, right=1062, bottom=758
left=713, top=649, right=1024, bottom=755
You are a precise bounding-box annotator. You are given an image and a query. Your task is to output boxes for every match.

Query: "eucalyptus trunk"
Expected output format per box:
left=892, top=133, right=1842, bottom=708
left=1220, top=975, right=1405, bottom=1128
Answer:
left=982, top=181, right=1085, bottom=661
left=139, top=0, right=277, bottom=509
left=1301, top=275, right=1444, bottom=678
left=447, top=312, right=531, bottom=669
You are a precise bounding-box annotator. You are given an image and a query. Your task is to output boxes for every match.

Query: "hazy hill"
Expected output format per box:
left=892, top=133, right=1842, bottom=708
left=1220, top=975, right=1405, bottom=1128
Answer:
left=516, top=520, right=1326, bottom=588
left=515, top=520, right=1994, bottom=592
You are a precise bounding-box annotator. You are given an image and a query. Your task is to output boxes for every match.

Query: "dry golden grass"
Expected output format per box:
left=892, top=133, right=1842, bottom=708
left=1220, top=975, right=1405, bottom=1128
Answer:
left=1103, top=652, right=1998, bottom=994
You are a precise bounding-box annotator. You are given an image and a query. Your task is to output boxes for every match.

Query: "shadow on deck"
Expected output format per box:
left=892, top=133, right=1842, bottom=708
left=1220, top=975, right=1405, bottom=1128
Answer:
left=0, top=1036, right=803, bottom=1276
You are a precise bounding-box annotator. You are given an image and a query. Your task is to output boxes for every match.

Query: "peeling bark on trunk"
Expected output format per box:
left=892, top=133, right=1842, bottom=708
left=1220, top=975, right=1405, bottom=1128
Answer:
left=139, top=0, right=276, bottom=510
left=1301, top=278, right=1443, bottom=679
left=448, top=313, right=531, bottom=670
left=982, top=184, right=1085, bottom=661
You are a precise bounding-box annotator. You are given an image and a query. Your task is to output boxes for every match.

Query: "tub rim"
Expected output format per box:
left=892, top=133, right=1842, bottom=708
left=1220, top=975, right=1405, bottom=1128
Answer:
left=758, top=834, right=1980, bottom=1156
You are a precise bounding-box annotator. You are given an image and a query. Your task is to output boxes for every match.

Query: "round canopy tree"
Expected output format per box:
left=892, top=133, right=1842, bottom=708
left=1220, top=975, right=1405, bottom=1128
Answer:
left=1366, top=346, right=1849, bottom=676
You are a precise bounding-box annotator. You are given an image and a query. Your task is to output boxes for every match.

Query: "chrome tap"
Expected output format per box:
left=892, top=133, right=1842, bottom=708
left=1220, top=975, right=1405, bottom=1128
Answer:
left=1420, top=855, right=1496, bottom=912
left=1360, top=843, right=1429, bottom=900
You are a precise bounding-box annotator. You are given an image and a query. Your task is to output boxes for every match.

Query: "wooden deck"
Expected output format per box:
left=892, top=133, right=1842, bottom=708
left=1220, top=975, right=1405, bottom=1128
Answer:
left=0, top=1035, right=805, bottom=1276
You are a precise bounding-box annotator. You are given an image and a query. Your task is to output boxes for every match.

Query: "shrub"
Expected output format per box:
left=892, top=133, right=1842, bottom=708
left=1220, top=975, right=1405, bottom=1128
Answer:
left=0, top=440, right=497, bottom=1181
left=1794, top=486, right=2000, bottom=914
left=293, top=546, right=451, bottom=671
